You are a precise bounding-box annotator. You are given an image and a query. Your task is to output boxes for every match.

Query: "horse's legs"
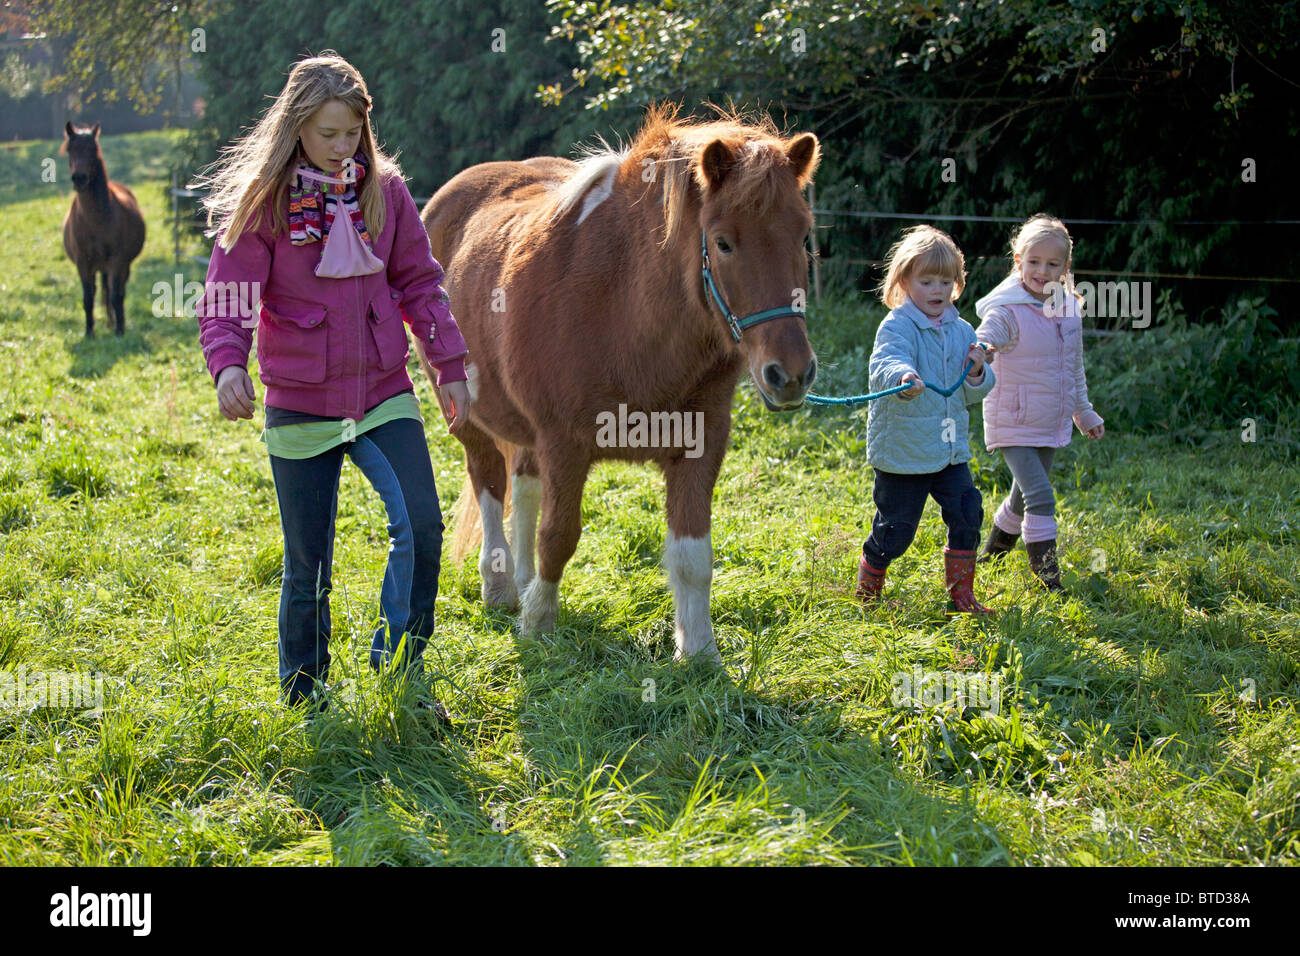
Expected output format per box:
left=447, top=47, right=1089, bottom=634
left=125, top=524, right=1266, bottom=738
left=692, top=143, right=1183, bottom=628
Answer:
left=519, top=444, right=589, bottom=635
left=458, top=419, right=518, bottom=609
left=110, top=265, right=129, bottom=335
left=78, top=263, right=95, bottom=337
left=660, top=411, right=730, bottom=662
left=99, top=272, right=111, bottom=332
left=510, top=447, right=541, bottom=599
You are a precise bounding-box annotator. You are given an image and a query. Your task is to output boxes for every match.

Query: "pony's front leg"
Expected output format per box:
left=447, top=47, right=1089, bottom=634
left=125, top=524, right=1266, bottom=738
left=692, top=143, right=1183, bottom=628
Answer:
left=458, top=420, right=518, bottom=609
left=661, top=412, right=729, bottom=663
left=519, top=445, right=589, bottom=635
left=510, top=447, right=542, bottom=600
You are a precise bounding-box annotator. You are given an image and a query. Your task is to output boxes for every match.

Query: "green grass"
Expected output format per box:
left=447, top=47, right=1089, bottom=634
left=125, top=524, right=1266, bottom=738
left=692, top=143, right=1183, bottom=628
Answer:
left=0, top=132, right=1297, bottom=866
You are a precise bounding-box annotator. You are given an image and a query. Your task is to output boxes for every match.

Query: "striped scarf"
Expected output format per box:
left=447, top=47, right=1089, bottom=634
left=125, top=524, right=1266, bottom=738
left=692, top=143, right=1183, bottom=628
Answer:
left=288, top=150, right=374, bottom=249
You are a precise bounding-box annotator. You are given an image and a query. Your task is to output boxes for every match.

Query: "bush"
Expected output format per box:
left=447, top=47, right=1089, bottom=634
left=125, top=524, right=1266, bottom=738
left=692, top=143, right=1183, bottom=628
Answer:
left=1086, top=296, right=1300, bottom=449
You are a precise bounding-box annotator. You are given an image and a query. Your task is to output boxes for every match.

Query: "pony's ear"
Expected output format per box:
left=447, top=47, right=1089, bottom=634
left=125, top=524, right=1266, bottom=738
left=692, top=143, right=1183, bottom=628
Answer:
left=786, top=133, right=820, bottom=186
left=698, top=139, right=736, bottom=191
left=64, top=121, right=75, bottom=139
left=91, top=123, right=101, bottom=138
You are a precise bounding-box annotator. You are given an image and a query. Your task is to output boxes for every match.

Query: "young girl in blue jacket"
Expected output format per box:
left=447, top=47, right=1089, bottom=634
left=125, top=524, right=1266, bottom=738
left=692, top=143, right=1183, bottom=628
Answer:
left=857, top=225, right=995, bottom=613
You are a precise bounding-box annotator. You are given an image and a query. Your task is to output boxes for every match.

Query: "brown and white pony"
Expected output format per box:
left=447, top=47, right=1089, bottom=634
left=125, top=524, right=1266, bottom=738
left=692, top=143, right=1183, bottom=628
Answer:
left=61, top=122, right=146, bottom=337
left=417, top=106, right=819, bottom=662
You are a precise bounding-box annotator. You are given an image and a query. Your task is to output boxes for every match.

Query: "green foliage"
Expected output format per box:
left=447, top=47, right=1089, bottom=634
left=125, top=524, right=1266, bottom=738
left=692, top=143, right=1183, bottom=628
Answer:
left=3, top=132, right=1299, bottom=867
left=547, top=0, right=1300, bottom=315
left=25, top=0, right=204, bottom=112
left=178, top=0, right=634, bottom=201
left=1088, top=295, right=1300, bottom=447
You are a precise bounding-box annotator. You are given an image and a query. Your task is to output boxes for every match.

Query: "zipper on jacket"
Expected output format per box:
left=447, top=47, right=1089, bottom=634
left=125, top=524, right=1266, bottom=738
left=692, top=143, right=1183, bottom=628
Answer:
left=356, top=276, right=363, bottom=420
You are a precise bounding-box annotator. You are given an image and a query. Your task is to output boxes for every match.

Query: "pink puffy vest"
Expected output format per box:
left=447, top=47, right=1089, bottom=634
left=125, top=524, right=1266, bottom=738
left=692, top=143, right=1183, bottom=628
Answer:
left=982, top=302, right=1091, bottom=449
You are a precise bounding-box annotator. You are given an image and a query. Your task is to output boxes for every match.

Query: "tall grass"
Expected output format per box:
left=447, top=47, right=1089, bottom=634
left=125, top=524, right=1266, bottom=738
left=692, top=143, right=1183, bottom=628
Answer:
left=0, top=132, right=1296, bottom=865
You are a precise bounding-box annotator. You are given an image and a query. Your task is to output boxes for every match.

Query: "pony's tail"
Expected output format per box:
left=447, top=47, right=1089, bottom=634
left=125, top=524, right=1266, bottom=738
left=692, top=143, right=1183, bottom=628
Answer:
left=445, top=442, right=515, bottom=564
left=413, top=333, right=517, bottom=565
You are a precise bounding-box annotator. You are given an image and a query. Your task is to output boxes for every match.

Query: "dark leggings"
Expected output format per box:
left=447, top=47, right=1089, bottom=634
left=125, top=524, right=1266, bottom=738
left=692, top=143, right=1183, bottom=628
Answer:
left=268, top=416, right=444, bottom=705
left=863, top=462, right=983, bottom=569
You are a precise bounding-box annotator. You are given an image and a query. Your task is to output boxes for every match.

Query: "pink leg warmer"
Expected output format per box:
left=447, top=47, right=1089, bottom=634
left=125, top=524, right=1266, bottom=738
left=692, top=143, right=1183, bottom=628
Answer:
left=1022, top=512, right=1058, bottom=544
left=994, top=497, right=1023, bottom=535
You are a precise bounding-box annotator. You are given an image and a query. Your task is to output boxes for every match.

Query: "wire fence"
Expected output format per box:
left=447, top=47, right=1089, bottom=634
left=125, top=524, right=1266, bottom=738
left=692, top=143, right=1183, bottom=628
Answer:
left=170, top=181, right=1295, bottom=290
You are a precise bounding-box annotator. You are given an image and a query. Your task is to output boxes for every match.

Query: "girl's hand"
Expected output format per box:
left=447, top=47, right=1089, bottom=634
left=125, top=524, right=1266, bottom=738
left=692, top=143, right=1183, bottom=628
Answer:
left=900, top=371, right=925, bottom=398
left=1088, top=423, right=1105, bottom=440
left=216, top=365, right=255, bottom=421
left=966, top=343, right=988, bottom=378
left=437, top=380, right=472, bottom=434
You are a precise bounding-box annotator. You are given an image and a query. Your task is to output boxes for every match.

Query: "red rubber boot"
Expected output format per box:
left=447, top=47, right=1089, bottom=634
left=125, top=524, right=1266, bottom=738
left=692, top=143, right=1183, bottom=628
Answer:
left=856, top=555, right=887, bottom=603
left=944, top=547, right=993, bottom=615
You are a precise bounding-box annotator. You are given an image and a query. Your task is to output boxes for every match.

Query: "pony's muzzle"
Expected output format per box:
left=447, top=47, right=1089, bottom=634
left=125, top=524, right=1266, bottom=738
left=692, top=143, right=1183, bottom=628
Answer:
left=71, top=173, right=89, bottom=188
left=761, top=356, right=817, bottom=407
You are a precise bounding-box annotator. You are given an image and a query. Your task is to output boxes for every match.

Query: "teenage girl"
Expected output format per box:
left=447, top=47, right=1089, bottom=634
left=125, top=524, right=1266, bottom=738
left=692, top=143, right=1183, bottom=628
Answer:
left=195, top=52, right=471, bottom=710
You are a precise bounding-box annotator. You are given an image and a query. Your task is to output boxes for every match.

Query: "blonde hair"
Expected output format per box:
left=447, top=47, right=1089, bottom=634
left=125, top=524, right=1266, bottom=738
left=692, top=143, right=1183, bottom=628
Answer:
left=194, top=51, right=402, bottom=250
left=879, top=225, right=966, bottom=308
left=1010, top=214, right=1075, bottom=294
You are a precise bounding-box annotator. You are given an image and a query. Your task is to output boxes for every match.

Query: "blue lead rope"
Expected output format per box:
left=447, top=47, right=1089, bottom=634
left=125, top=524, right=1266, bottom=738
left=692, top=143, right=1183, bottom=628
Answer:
left=804, top=346, right=990, bottom=407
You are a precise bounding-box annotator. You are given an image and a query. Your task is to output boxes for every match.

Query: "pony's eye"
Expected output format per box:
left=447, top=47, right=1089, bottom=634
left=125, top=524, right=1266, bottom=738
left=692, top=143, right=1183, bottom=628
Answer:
left=715, top=237, right=732, bottom=254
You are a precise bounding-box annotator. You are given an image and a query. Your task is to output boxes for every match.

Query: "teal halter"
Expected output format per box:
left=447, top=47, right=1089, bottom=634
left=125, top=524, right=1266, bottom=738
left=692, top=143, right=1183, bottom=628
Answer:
left=701, top=230, right=804, bottom=342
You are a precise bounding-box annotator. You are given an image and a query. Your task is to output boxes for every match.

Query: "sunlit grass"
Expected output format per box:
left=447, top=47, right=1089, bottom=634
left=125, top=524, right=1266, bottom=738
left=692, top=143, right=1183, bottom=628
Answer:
left=0, top=134, right=1296, bottom=865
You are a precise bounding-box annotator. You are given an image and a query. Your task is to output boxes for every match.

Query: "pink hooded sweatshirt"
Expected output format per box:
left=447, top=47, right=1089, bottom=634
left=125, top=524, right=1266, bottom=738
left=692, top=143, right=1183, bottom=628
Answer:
left=197, top=171, right=467, bottom=421
left=974, top=274, right=1103, bottom=449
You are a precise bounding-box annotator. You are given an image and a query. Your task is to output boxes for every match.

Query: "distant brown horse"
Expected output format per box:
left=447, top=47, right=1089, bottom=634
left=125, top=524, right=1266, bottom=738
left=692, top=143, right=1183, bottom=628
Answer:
left=416, top=106, right=820, bottom=662
left=61, top=122, right=146, bottom=336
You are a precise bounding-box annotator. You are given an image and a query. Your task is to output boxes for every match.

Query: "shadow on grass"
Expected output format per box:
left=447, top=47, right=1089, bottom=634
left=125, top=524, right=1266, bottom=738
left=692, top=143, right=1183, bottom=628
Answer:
left=498, top=597, right=1010, bottom=865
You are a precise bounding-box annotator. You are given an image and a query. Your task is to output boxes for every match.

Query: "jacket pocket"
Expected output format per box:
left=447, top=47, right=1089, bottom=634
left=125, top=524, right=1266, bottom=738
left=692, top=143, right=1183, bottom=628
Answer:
left=257, top=300, right=328, bottom=384
left=367, top=292, right=409, bottom=371
left=1015, top=384, right=1028, bottom=425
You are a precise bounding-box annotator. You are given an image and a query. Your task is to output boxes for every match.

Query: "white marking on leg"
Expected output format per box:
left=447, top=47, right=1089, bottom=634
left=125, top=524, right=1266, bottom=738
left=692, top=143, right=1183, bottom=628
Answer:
left=511, top=474, right=542, bottom=597
left=464, top=361, right=480, bottom=402
left=519, top=577, right=559, bottom=635
left=477, top=489, right=517, bottom=608
left=664, top=532, right=719, bottom=662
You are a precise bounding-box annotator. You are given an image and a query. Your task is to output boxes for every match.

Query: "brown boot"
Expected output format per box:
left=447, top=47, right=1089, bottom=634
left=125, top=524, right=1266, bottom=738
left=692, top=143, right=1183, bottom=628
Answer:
left=978, top=525, right=1019, bottom=564
left=944, top=547, right=993, bottom=615
left=1025, top=539, right=1064, bottom=592
left=856, top=555, right=886, bottom=603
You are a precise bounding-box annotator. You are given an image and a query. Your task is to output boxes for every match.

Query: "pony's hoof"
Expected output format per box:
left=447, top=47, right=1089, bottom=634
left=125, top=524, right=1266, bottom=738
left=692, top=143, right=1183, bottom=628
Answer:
left=674, top=635, right=722, bottom=665
left=481, top=573, right=519, bottom=611
left=518, top=578, right=559, bottom=634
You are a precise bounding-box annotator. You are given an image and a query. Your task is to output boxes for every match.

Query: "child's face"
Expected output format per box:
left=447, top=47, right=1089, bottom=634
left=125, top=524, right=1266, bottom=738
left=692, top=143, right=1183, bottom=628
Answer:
left=299, top=100, right=364, bottom=173
left=1015, top=239, right=1070, bottom=300
left=902, top=272, right=955, bottom=319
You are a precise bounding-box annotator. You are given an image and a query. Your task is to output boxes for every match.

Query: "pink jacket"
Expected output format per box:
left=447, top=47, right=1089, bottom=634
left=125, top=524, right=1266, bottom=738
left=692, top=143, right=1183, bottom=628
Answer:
left=197, top=172, right=467, bottom=420
left=974, top=275, right=1103, bottom=449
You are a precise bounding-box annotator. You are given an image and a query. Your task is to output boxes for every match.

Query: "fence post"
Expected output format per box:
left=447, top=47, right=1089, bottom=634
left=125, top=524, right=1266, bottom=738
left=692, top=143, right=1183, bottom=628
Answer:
left=171, top=169, right=180, bottom=266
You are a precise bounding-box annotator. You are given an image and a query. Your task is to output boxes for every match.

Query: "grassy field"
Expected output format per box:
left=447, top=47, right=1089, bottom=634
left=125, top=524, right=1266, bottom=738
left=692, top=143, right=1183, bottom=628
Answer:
left=0, top=131, right=1297, bottom=866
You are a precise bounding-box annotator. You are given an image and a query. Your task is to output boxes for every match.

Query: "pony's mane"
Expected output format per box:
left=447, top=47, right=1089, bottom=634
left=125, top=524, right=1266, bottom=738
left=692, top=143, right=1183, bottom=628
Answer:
left=550, top=139, right=627, bottom=225
left=552, top=105, right=805, bottom=243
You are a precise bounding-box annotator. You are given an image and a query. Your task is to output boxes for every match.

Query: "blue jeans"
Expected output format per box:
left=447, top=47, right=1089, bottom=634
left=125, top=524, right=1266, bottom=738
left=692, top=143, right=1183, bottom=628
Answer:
left=268, top=416, right=444, bottom=705
left=863, top=462, right=983, bottom=569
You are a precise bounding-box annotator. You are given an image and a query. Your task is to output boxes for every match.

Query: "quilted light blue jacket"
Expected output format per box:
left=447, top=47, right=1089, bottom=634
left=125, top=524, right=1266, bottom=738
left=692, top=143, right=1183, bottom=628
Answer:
left=866, top=297, right=995, bottom=474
